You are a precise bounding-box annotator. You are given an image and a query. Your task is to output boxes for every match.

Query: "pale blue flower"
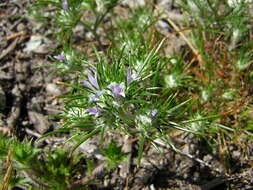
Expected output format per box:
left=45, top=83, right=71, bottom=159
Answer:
left=83, top=80, right=95, bottom=91
left=53, top=53, right=66, bottom=62
left=108, top=82, right=125, bottom=98
left=150, top=109, right=158, bottom=117
left=88, top=71, right=99, bottom=89
left=89, top=90, right=104, bottom=102
left=147, top=109, right=158, bottom=117
left=83, top=70, right=99, bottom=91
left=86, top=107, right=101, bottom=117
left=62, top=0, right=68, bottom=10
left=127, top=68, right=137, bottom=84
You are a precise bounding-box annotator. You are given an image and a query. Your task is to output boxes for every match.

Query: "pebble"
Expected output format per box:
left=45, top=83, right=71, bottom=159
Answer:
left=46, top=83, right=61, bottom=96
left=232, top=150, right=241, bottom=160
left=121, top=0, right=145, bottom=8
left=23, top=35, right=51, bottom=54
left=28, top=111, right=50, bottom=134
left=23, top=35, right=43, bottom=53
left=17, top=23, right=25, bottom=32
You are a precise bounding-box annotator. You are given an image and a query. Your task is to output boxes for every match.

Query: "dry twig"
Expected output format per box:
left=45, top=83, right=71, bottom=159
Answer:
left=0, top=149, right=13, bottom=190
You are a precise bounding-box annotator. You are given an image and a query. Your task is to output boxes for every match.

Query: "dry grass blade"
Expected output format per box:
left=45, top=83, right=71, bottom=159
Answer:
left=165, top=17, right=204, bottom=65
left=0, top=149, right=13, bottom=190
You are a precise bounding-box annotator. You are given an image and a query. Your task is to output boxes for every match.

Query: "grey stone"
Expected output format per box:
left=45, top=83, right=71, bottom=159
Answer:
left=28, top=111, right=50, bottom=134
left=46, top=83, right=61, bottom=96
left=121, top=0, right=145, bottom=8
left=23, top=35, right=43, bottom=53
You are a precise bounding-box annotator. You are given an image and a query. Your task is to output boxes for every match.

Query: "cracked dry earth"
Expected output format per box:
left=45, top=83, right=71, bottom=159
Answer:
left=1, top=0, right=253, bottom=190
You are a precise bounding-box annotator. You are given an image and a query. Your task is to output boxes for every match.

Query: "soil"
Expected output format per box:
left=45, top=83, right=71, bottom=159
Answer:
left=0, top=0, right=253, bottom=190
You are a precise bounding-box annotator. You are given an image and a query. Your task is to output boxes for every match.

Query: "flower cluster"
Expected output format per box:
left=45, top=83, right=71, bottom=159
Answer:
left=82, top=68, right=142, bottom=118
left=86, top=107, right=102, bottom=117
left=83, top=69, right=127, bottom=117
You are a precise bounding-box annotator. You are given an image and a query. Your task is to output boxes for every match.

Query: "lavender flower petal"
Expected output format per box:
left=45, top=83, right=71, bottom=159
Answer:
left=62, top=0, right=68, bottom=10
left=108, top=83, right=125, bottom=98
left=89, top=90, right=104, bottom=102
left=127, top=68, right=137, bottom=84
left=147, top=109, right=158, bottom=117
left=53, top=53, right=66, bottom=62
left=88, top=71, right=99, bottom=89
left=86, top=107, right=101, bottom=117
left=82, top=80, right=95, bottom=91
left=150, top=109, right=158, bottom=117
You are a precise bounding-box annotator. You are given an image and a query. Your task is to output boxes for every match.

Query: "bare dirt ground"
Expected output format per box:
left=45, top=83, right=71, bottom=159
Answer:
left=1, top=0, right=253, bottom=189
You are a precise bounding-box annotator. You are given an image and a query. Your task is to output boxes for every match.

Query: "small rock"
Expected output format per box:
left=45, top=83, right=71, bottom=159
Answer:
left=46, top=83, right=61, bottom=96
left=85, top=31, right=94, bottom=41
left=157, top=0, right=172, bottom=7
left=29, top=97, right=44, bottom=112
left=79, top=140, right=97, bottom=154
left=79, top=140, right=103, bottom=160
left=18, top=83, right=26, bottom=91
left=24, top=35, right=43, bottom=53
left=232, top=150, right=241, bottom=160
left=17, top=23, right=25, bottom=32
left=28, top=111, right=50, bottom=134
left=51, top=99, right=58, bottom=106
left=23, top=35, right=51, bottom=54
left=121, top=0, right=145, bottom=8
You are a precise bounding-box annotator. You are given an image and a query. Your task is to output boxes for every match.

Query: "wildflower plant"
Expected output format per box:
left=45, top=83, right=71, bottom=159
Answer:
left=31, top=0, right=232, bottom=170
left=42, top=38, right=205, bottom=164
left=1, top=0, right=252, bottom=189
left=52, top=47, right=88, bottom=74
left=31, top=0, right=119, bottom=44
left=26, top=0, right=248, bottom=187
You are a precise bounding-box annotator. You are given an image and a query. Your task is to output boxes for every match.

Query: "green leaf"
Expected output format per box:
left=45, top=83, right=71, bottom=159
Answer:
left=37, top=127, right=72, bottom=141
left=101, top=140, right=126, bottom=170
left=180, top=115, right=220, bottom=125
left=71, top=127, right=101, bottom=154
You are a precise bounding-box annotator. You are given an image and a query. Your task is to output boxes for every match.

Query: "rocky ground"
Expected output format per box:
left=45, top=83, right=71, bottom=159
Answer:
left=0, top=0, right=253, bottom=189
